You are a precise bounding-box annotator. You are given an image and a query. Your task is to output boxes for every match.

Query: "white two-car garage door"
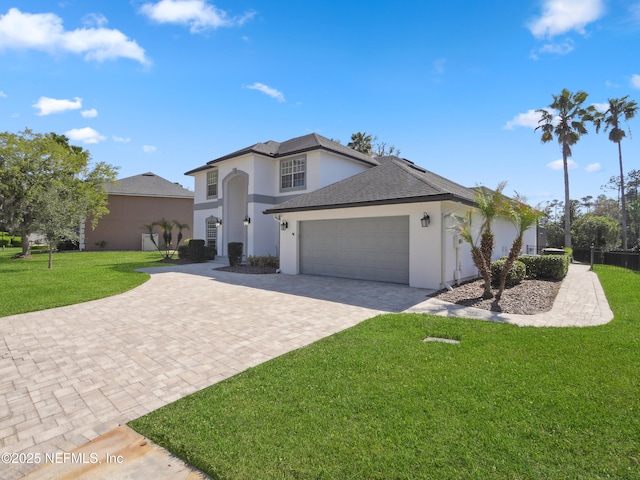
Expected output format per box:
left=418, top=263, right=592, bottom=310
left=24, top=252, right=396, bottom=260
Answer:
left=299, top=216, right=410, bottom=284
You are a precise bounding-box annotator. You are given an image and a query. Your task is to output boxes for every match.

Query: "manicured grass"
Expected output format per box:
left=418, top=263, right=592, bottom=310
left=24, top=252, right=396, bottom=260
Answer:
left=0, top=248, right=162, bottom=317
left=130, top=265, right=640, bottom=479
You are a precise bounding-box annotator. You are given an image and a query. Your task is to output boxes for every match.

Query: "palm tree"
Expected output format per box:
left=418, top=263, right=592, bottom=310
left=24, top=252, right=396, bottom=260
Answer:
left=451, top=183, right=508, bottom=299
left=475, top=183, right=507, bottom=277
left=495, top=196, right=542, bottom=301
left=593, top=96, right=638, bottom=250
left=173, top=220, right=190, bottom=248
left=536, top=89, right=594, bottom=248
left=154, top=218, right=174, bottom=250
left=347, top=132, right=372, bottom=155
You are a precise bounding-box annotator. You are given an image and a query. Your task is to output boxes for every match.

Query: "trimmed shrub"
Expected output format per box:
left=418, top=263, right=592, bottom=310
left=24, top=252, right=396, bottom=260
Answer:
left=188, top=239, right=207, bottom=263
left=228, top=242, right=243, bottom=267
left=491, top=259, right=526, bottom=288
left=204, top=246, right=216, bottom=260
left=518, top=254, right=570, bottom=280
left=177, top=244, right=190, bottom=259
left=247, top=255, right=279, bottom=269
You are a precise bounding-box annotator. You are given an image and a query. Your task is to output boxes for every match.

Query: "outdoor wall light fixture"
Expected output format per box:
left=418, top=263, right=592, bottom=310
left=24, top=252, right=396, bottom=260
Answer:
left=215, top=218, right=223, bottom=227
left=243, top=215, right=251, bottom=226
left=280, top=220, right=288, bottom=231
left=420, top=212, right=431, bottom=228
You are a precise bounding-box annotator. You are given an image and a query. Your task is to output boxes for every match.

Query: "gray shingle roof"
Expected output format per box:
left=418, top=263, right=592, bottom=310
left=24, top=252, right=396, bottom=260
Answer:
left=185, top=133, right=379, bottom=175
left=264, top=157, right=476, bottom=214
left=107, top=172, right=194, bottom=198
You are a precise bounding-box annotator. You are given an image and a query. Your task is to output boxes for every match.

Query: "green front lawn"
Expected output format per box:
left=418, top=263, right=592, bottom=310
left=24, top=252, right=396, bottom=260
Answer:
left=130, top=265, right=640, bottom=479
left=0, top=248, right=161, bottom=318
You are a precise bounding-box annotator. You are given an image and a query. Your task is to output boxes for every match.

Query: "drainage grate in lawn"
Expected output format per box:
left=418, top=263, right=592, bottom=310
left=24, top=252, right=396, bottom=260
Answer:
left=423, top=337, right=460, bottom=344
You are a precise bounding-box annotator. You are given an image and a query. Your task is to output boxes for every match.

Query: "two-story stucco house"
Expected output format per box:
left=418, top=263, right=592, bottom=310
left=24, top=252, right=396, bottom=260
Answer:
left=185, top=133, right=377, bottom=257
left=186, top=132, right=537, bottom=290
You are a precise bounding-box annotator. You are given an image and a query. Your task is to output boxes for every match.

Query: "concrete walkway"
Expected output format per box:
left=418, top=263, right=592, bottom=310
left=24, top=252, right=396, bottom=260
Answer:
left=2, top=262, right=613, bottom=479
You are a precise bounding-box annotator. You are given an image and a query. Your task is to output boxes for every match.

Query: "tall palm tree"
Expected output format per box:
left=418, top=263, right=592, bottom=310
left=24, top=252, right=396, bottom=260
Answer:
left=536, top=89, right=594, bottom=248
left=593, top=96, right=638, bottom=250
left=347, top=132, right=372, bottom=155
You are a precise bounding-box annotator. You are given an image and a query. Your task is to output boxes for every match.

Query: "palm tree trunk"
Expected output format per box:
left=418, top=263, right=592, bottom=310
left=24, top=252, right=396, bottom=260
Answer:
left=563, top=153, right=572, bottom=248
left=471, top=247, right=493, bottom=299
left=495, top=237, right=523, bottom=301
left=618, top=141, right=628, bottom=250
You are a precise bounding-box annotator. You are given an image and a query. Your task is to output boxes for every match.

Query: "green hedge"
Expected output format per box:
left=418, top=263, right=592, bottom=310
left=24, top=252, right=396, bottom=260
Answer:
left=518, top=254, right=570, bottom=280
left=247, top=255, right=279, bottom=269
left=177, top=245, right=189, bottom=259
left=178, top=241, right=215, bottom=262
left=491, top=259, right=526, bottom=288
left=188, top=239, right=207, bottom=263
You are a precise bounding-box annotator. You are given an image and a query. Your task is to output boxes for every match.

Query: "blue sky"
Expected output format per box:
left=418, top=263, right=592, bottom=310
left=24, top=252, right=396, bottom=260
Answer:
left=1, top=0, right=639, bottom=207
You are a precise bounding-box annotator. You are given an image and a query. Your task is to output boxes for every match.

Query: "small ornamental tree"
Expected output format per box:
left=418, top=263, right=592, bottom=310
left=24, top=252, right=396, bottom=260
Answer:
left=143, top=219, right=189, bottom=260
left=495, top=196, right=543, bottom=301
left=451, top=183, right=508, bottom=299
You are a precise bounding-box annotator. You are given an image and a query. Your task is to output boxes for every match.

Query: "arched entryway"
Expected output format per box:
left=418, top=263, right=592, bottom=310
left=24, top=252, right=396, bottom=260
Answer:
left=222, top=170, right=248, bottom=256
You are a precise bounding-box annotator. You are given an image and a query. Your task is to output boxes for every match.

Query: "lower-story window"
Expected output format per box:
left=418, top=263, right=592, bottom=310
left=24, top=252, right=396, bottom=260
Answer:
left=206, top=218, right=217, bottom=253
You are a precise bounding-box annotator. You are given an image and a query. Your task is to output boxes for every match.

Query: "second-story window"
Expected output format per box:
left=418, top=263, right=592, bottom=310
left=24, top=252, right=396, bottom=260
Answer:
left=207, top=169, right=218, bottom=198
left=281, top=157, right=306, bottom=191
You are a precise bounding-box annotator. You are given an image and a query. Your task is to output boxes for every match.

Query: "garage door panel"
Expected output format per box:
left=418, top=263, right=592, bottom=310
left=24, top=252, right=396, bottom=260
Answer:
left=299, top=217, right=409, bottom=284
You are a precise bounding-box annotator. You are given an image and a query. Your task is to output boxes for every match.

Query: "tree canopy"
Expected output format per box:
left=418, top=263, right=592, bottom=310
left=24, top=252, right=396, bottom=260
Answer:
left=0, top=129, right=118, bottom=261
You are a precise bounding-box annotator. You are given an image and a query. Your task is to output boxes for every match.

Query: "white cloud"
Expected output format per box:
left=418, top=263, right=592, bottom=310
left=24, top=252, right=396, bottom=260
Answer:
left=0, top=91, right=6, bottom=98
left=33, top=96, right=82, bottom=115
left=538, top=38, right=575, bottom=55
left=631, top=74, right=640, bottom=89
left=82, top=13, right=108, bottom=28
left=0, top=8, right=149, bottom=65
left=504, top=109, right=543, bottom=130
left=528, top=0, right=605, bottom=38
left=547, top=158, right=577, bottom=170
left=140, top=0, right=255, bottom=33
left=81, top=108, right=98, bottom=118
left=65, top=127, right=106, bottom=144
left=113, top=135, right=131, bottom=143
left=586, top=162, right=601, bottom=172
left=245, top=82, right=285, bottom=102
left=591, top=102, right=609, bottom=113
left=143, top=145, right=157, bottom=153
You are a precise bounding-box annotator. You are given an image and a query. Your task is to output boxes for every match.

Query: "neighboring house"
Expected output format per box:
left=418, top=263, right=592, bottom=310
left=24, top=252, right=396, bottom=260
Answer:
left=185, top=133, right=377, bottom=256
left=186, top=133, right=537, bottom=290
left=81, top=172, right=194, bottom=251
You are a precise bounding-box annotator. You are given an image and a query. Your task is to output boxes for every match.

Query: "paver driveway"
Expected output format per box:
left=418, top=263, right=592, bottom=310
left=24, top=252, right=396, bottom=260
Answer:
left=0, top=262, right=431, bottom=479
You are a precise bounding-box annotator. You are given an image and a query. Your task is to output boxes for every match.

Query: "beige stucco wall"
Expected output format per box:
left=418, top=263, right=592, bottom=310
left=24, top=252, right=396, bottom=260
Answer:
left=83, top=194, right=194, bottom=251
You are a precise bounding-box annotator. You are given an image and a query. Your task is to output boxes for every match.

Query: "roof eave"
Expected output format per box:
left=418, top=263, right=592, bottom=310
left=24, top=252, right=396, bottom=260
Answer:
left=263, top=194, right=476, bottom=215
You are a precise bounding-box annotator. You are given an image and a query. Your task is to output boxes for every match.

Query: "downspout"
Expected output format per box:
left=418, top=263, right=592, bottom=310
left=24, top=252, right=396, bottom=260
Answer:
left=272, top=214, right=283, bottom=257
left=441, top=203, right=463, bottom=288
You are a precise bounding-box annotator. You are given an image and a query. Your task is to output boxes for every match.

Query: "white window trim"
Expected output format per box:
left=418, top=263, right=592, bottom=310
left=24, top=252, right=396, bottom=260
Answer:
left=280, top=156, right=306, bottom=192
left=207, top=169, right=218, bottom=199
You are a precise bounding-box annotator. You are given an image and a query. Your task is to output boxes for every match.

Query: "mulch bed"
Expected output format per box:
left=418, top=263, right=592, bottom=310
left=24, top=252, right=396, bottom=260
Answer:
left=432, top=278, right=562, bottom=314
